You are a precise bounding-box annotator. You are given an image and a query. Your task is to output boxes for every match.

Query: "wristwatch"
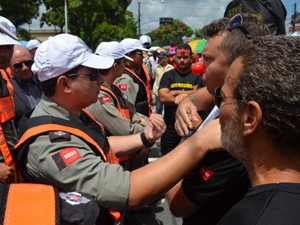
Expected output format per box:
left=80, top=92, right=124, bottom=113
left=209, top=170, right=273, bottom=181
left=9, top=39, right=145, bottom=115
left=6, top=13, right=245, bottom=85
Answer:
left=140, top=132, right=155, bottom=148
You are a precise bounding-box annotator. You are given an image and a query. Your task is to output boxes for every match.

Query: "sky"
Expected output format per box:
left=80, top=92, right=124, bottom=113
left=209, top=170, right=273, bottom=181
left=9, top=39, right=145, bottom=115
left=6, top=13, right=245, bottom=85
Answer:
left=128, top=0, right=298, bottom=35
left=24, top=0, right=299, bottom=35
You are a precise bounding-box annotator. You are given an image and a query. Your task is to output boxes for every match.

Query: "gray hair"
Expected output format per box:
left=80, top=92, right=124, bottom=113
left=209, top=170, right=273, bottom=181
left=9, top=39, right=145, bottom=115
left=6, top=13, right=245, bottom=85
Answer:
left=234, top=35, right=300, bottom=152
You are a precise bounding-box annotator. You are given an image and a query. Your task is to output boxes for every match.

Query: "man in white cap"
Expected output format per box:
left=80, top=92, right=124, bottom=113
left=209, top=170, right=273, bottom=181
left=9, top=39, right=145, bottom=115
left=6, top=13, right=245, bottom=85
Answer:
left=115, top=38, right=152, bottom=117
left=87, top=41, right=159, bottom=171
left=26, top=39, right=41, bottom=58
left=13, top=33, right=222, bottom=225
left=0, top=18, right=19, bottom=183
left=139, top=35, right=153, bottom=82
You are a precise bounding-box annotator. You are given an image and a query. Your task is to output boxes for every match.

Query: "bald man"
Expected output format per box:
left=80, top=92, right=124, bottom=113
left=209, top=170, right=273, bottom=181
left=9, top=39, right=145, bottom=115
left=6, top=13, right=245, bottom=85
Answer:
left=10, top=45, right=42, bottom=127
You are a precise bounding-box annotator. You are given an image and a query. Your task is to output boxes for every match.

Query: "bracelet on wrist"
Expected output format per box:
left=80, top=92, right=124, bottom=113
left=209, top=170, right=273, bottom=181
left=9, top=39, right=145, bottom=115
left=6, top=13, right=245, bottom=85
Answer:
left=140, top=132, right=155, bottom=148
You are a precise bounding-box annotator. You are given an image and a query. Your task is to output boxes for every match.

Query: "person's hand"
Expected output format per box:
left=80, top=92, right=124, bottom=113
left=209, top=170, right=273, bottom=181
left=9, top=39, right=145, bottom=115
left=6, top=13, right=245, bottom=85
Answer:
left=191, top=119, right=222, bottom=152
left=175, top=95, right=200, bottom=136
left=144, top=114, right=166, bottom=143
left=0, top=163, right=15, bottom=183
left=174, top=93, right=188, bottom=105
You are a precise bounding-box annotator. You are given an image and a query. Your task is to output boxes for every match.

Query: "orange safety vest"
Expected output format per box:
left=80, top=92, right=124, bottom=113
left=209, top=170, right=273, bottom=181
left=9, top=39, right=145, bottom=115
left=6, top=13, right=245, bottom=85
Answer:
left=1, top=183, right=100, bottom=225
left=100, top=84, right=130, bottom=119
left=0, top=69, right=16, bottom=166
left=124, top=67, right=151, bottom=116
left=14, top=109, right=121, bottom=224
left=100, top=84, right=130, bottom=163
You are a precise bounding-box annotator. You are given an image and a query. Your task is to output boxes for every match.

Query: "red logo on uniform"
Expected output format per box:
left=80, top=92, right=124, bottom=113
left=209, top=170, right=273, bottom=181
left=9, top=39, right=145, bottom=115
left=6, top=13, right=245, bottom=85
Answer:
left=119, top=84, right=127, bottom=91
left=199, top=164, right=214, bottom=181
left=101, top=95, right=111, bottom=103
left=59, top=148, right=81, bottom=166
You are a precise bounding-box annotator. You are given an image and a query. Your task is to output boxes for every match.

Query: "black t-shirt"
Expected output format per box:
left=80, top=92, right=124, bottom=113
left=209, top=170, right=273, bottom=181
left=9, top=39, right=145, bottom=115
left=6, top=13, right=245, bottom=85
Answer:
left=182, top=151, right=250, bottom=225
left=159, top=69, right=202, bottom=126
left=217, top=183, right=300, bottom=225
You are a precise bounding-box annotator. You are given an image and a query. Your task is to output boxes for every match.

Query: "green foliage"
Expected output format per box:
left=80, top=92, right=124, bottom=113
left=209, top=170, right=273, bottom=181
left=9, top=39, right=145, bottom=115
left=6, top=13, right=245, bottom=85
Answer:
left=0, top=0, right=42, bottom=27
left=194, top=28, right=203, bottom=38
left=40, top=0, right=136, bottom=50
left=150, top=19, right=193, bottom=47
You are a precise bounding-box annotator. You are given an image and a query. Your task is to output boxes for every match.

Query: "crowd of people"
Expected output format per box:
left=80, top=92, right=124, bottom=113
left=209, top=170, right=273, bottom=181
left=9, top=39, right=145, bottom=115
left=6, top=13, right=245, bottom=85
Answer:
left=0, top=2, right=299, bottom=224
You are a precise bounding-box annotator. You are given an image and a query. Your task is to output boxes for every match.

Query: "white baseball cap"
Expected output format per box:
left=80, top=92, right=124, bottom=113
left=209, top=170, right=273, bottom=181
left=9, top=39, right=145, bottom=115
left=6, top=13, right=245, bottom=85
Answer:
left=26, top=39, right=41, bottom=50
left=32, top=34, right=114, bottom=82
left=95, top=41, right=133, bottom=61
left=120, top=38, right=149, bottom=54
left=0, top=17, right=19, bottom=46
left=139, top=35, right=151, bottom=45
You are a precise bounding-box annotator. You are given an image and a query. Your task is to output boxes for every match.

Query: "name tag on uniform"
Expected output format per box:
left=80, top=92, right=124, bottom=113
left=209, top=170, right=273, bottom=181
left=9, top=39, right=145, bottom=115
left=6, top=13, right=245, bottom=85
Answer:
left=52, top=148, right=81, bottom=171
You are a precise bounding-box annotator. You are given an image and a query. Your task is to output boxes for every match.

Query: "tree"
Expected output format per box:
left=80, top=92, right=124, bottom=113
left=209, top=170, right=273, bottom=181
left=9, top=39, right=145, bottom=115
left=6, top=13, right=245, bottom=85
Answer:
left=0, top=0, right=42, bottom=28
left=149, top=19, right=193, bottom=47
left=41, top=0, right=137, bottom=50
left=0, top=0, right=42, bottom=40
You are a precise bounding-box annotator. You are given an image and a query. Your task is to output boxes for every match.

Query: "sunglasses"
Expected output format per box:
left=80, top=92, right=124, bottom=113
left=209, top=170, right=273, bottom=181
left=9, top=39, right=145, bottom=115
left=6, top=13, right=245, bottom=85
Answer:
left=13, top=60, right=34, bottom=69
left=67, top=70, right=101, bottom=81
left=214, top=87, right=246, bottom=108
left=227, top=14, right=253, bottom=40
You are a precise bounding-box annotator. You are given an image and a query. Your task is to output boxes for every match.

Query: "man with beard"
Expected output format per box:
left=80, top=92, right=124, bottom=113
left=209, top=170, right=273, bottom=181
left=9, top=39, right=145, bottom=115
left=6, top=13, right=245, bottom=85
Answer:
left=159, top=43, right=203, bottom=155
left=0, top=20, right=19, bottom=183
left=166, top=14, right=270, bottom=225
left=217, top=35, right=300, bottom=225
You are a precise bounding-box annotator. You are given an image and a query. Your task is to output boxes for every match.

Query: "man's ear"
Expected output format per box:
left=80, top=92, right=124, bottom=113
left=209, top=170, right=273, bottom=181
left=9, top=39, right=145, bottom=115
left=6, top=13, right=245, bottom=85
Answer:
left=242, top=100, right=262, bottom=136
left=57, top=76, right=72, bottom=93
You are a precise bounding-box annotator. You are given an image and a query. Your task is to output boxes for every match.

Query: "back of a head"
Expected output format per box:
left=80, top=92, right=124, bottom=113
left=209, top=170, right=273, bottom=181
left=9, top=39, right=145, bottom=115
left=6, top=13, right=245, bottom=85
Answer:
left=234, top=36, right=300, bottom=152
left=139, top=35, right=152, bottom=49
left=26, top=39, right=41, bottom=51
left=220, top=13, right=271, bottom=65
left=202, top=17, right=230, bottom=39
left=224, top=0, right=287, bottom=35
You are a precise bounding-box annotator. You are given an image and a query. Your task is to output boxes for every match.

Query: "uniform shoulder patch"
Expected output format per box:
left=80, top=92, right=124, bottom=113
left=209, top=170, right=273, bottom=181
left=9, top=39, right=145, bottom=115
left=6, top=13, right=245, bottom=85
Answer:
left=49, top=131, right=71, bottom=142
left=119, top=84, right=127, bottom=91
left=100, top=95, right=112, bottom=104
left=52, top=147, right=81, bottom=171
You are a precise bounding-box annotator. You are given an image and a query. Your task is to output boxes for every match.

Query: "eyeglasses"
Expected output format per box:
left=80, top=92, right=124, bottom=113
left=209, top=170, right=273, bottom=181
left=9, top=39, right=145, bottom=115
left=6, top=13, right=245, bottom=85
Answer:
left=13, top=60, right=34, bottom=69
left=214, top=86, right=246, bottom=108
left=227, top=14, right=253, bottom=40
left=67, top=70, right=101, bottom=81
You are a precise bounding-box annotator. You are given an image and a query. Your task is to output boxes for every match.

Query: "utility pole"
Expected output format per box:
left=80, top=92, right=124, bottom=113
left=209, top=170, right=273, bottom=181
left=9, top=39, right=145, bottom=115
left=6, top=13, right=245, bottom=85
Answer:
left=137, top=0, right=141, bottom=37
left=292, top=2, right=297, bottom=32
left=64, top=0, right=68, bottom=33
